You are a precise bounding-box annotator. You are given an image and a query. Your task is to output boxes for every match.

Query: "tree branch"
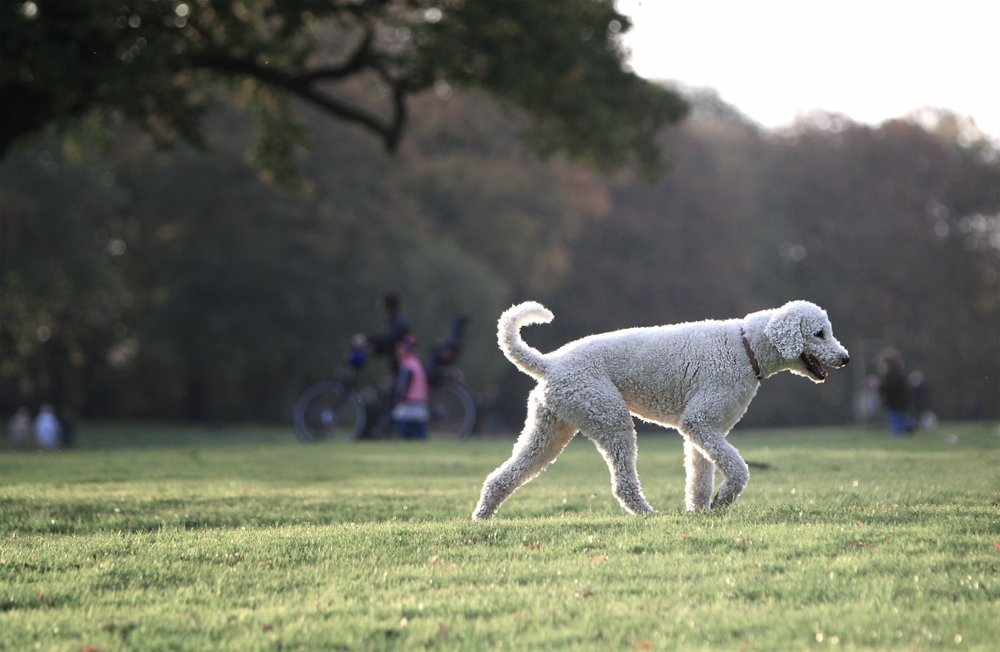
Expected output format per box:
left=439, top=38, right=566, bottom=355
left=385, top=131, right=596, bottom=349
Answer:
left=386, top=82, right=407, bottom=151
left=300, top=25, right=374, bottom=84
left=191, top=52, right=405, bottom=151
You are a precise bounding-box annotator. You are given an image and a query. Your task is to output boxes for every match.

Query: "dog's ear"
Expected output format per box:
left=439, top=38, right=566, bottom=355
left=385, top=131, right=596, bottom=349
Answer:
left=764, top=304, right=804, bottom=359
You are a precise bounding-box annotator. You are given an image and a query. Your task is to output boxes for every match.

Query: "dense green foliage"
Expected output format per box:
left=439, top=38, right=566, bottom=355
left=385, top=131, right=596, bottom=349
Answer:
left=1, top=0, right=687, bottom=184
left=2, top=89, right=996, bottom=426
left=2, top=422, right=999, bottom=650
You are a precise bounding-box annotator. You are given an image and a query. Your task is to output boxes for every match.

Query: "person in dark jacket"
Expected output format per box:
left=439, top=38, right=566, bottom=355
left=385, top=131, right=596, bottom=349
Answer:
left=876, top=349, right=914, bottom=435
left=356, top=290, right=413, bottom=375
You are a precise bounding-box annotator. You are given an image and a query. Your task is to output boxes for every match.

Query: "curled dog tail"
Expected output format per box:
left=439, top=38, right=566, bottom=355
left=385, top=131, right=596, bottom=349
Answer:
left=497, top=301, right=552, bottom=379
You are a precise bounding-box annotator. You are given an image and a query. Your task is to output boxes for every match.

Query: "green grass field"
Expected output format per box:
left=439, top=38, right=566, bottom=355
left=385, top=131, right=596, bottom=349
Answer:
left=2, top=422, right=998, bottom=651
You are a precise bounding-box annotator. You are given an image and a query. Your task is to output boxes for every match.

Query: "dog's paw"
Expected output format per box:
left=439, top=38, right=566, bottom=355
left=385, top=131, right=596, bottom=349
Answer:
left=710, top=492, right=738, bottom=509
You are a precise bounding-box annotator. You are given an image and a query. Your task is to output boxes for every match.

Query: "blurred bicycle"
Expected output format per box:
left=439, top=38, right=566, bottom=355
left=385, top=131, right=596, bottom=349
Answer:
left=293, top=318, right=476, bottom=442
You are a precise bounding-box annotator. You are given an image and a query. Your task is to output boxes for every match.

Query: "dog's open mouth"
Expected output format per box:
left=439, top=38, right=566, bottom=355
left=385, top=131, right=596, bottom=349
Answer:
left=801, top=353, right=828, bottom=381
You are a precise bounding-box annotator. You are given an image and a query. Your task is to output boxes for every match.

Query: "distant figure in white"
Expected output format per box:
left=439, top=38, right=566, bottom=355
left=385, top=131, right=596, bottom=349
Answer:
left=8, top=406, right=32, bottom=448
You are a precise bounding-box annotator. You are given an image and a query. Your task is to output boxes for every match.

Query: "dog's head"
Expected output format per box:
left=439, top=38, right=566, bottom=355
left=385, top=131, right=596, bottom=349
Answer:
left=764, top=301, right=850, bottom=382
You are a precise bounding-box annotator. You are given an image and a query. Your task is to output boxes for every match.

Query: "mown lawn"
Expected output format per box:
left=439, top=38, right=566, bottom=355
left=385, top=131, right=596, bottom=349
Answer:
left=2, top=421, right=998, bottom=651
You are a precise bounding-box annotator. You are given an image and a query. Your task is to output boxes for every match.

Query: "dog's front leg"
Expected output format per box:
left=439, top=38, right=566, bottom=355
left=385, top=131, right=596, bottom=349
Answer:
left=679, top=418, right=749, bottom=509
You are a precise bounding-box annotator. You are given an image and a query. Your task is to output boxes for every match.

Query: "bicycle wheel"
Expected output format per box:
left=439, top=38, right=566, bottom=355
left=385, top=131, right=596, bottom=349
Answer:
left=428, top=380, right=476, bottom=439
left=293, top=382, right=366, bottom=443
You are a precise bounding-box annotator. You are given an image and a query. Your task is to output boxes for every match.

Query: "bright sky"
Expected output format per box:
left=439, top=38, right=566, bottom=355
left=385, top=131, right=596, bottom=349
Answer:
left=618, top=0, right=1000, bottom=139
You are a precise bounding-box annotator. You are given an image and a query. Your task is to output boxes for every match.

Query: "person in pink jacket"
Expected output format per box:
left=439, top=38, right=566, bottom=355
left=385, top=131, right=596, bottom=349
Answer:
left=391, top=334, right=429, bottom=439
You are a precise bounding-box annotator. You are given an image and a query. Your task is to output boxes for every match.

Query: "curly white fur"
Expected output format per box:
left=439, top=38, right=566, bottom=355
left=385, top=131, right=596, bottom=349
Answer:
left=473, top=300, right=850, bottom=519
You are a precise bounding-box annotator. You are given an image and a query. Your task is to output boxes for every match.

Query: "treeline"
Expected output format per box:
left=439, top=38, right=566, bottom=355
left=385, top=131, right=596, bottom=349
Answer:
left=2, top=89, right=998, bottom=428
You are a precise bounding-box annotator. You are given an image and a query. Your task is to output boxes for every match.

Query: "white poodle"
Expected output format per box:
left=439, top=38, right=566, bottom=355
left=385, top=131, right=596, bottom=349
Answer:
left=473, top=301, right=849, bottom=519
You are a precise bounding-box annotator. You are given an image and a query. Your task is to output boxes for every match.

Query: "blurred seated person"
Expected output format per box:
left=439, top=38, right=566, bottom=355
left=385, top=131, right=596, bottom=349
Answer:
left=391, top=334, right=429, bottom=440
left=426, top=316, right=467, bottom=382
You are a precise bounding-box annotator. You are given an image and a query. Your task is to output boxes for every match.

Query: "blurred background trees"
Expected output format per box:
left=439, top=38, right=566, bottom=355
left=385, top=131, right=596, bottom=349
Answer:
left=2, top=2, right=998, bottom=429
left=1, top=0, right=687, bottom=185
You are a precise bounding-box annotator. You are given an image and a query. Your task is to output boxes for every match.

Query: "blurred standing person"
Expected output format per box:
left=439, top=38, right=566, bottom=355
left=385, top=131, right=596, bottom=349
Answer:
left=876, top=350, right=914, bottom=435
left=391, top=334, right=429, bottom=440
left=8, top=406, right=32, bottom=448
left=58, top=404, right=77, bottom=447
left=33, top=404, right=61, bottom=448
left=358, top=290, right=412, bottom=375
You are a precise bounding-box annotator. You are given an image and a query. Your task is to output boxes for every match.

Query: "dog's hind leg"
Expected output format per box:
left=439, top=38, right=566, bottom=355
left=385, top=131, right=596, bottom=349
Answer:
left=577, top=396, right=656, bottom=515
left=683, top=439, right=715, bottom=512
left=589, top=431, right=656, bottom=515
left=472, top=387, right=576, bottom=520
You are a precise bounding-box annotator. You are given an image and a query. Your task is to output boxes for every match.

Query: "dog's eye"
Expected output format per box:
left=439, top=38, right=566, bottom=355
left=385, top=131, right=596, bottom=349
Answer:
left=814, top=330, right=825, bottom=339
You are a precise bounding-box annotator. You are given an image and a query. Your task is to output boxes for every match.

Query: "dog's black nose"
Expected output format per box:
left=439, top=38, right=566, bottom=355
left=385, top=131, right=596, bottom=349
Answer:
left=841, top=354, right=850, bottom=366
